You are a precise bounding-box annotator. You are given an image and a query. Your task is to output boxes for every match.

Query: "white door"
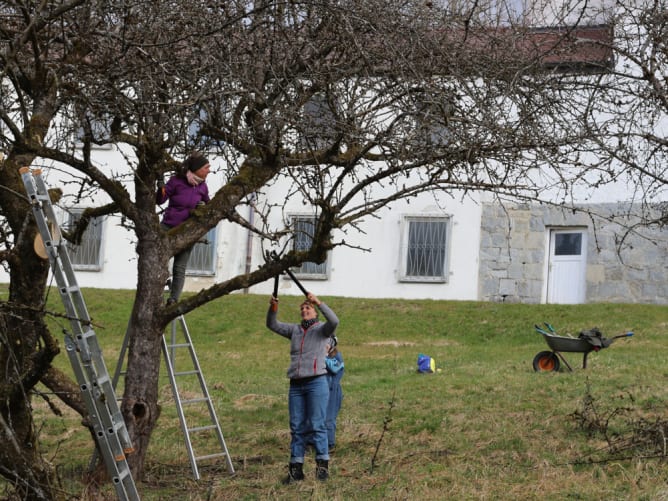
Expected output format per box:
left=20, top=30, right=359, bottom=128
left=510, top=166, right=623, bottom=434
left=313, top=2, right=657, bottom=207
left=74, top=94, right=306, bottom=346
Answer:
left=546, top=229, right=587, bottom=304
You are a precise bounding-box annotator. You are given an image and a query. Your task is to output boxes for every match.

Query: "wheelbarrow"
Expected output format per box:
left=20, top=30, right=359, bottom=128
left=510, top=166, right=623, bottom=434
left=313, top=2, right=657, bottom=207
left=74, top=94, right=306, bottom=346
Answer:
left=532, top=323, right=633, bottom=372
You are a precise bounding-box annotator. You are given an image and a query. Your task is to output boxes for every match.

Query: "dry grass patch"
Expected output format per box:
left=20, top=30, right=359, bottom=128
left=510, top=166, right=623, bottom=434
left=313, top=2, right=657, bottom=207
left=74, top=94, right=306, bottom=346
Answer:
left=233, top=393, right=280, bottom=411
left=366, top=340, right=417, bottom=347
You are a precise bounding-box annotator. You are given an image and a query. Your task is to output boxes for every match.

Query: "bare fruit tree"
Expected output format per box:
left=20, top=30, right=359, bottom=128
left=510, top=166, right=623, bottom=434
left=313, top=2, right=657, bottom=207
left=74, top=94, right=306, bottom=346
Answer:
left=576, top=1, right=667, bottom=236
left=0, top=0, right=664, bottom=496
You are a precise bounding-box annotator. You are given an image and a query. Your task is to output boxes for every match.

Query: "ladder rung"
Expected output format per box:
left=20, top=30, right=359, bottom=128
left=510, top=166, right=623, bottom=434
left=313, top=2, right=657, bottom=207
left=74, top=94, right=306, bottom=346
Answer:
left=182, top=397, right=208, bottom=405
left=79, top=330, right=96, bottom=341
left=195, top=452, right=228, bottom=461
left=174, top=370, right=199, bottom=376
left=189, top=424, right=216, bottom=433
left=165, top=343, right=190, bottom=349
left=33, top=192, right=50, bottom=201
left=112, top=467, right=132, bottom=482
left=109, top=419, right=125, bottom=433
left=61, top=284, right=82, bottom=294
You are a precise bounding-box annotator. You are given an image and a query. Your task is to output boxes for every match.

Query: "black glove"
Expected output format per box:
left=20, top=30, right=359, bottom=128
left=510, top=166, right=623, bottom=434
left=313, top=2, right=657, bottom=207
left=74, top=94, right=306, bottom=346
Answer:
left=157, top=175, right=165, bottom=189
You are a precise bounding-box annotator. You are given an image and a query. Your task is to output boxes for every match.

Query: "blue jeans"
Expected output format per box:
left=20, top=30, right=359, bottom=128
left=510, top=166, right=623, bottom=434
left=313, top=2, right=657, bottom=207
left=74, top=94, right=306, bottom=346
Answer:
left=306, top=353, right=345, bottom=449
left=289, top=375, right=329, bottom=463
left=326, top=368, right=344, bottom=447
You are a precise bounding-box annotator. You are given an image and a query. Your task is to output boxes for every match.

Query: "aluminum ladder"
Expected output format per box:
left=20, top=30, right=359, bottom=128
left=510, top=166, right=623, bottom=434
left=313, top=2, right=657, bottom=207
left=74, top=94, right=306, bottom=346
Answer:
left=162, top=315, right=235, bottom=479
left=20, top=167, right=140, bottom=501
left=104, top=315, right=235, bottom=480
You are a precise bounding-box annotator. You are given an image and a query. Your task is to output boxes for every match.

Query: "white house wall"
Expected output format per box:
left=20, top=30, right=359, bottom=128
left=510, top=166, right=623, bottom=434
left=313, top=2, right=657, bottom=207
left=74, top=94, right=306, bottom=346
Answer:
left=180, top=184, right=484, bottom=301
left=242, top=188, right=483, bottom=300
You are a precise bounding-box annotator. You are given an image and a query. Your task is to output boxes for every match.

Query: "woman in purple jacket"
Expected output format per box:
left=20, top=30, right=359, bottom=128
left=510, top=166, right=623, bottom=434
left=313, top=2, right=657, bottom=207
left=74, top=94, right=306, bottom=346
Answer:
left=267, top=292, right=339, bottom=483
left=156, top=152, right=211, bottom=304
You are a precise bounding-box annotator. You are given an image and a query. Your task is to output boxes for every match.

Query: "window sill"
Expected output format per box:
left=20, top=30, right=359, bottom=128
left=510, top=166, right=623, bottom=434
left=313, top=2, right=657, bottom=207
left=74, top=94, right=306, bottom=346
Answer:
left=399, top=277, right=447, bottom=284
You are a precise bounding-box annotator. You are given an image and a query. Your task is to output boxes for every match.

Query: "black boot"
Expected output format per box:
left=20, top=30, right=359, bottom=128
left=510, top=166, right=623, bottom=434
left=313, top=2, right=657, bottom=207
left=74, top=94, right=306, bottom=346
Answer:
left=316, top=459, right=329, bottom=481
left=283, top=462, right=304, bottom=484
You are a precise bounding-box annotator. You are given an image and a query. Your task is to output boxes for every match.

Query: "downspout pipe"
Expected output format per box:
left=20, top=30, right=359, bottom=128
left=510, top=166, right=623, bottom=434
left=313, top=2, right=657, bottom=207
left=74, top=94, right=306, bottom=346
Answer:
left=243, top=193, right=256, bottom=294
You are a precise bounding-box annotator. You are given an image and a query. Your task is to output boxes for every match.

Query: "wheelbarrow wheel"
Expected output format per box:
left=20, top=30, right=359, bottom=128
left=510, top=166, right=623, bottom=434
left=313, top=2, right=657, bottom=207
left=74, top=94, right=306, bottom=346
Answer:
left=533, top=351, right=560, bottom=372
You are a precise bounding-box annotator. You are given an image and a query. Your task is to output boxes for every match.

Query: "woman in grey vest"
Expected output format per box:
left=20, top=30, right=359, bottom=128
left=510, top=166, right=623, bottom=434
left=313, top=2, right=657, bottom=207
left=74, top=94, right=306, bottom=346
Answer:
left=266, top=292, right=339, bottom=483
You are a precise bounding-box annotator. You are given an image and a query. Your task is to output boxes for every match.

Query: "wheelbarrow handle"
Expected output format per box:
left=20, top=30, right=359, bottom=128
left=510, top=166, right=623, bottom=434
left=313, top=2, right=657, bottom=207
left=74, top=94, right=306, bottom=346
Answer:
left=534, top=324, right=551, bottom=336
left=612, top=332, right=634, bottom=339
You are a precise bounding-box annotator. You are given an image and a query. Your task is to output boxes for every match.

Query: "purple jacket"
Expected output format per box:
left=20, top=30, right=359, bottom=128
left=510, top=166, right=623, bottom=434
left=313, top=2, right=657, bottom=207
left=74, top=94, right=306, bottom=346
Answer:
left=156, top=175, right=210, bottom=227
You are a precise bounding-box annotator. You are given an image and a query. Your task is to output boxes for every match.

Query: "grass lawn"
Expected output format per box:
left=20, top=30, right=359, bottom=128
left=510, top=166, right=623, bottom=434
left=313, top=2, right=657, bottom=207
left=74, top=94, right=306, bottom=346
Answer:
left=21, top=289, right=668, bottom=499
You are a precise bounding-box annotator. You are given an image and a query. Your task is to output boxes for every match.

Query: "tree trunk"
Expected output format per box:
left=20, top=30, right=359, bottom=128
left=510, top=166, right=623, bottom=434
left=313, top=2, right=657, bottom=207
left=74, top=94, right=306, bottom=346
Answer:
left=0, top=158, right=88, bottom=499
left=120, top=226, right=171, bottom=479
left=0, top=225, right=66, bottom=499
left=122, top=318, right=164, bottom=480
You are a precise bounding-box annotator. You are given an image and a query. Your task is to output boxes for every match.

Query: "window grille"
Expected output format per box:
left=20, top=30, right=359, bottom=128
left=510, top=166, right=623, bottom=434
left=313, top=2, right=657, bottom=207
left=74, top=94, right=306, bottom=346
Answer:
left=292, top=216, right=328, bottom=278
left=300, top=94, right=338, bottom=152
left=75, top=113, right=114, bottom=149
left=400, top=216, right=449, bottom=282
left=187, top=227, right=217, bottom=275
left=65, top=210, right=104, bottom=271
left=187, top=107, right=226, bottom=150
left=415, top=98, right=452, bottom=147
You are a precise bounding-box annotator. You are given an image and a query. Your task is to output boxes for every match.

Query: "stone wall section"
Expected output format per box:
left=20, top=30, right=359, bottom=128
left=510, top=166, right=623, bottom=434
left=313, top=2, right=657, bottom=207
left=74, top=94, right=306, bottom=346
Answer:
left=478, top=202, right=668, bottom=304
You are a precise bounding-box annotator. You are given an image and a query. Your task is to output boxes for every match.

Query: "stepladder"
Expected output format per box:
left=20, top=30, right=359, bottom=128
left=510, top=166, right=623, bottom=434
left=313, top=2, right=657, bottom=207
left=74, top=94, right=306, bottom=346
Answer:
left=20, top=167, right=140, bottom=501
left=163, top=315, right=235, bottom=479
left=101, top=313, right=235, bottom=480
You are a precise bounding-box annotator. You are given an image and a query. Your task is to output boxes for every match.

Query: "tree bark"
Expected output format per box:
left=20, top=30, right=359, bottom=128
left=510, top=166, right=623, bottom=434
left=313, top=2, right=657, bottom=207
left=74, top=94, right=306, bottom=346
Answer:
left=120, top=218, right=171, bottom=479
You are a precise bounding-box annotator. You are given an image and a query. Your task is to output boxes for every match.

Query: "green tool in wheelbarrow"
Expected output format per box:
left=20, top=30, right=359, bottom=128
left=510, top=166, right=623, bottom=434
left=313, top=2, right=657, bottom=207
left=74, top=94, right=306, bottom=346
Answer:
left=532, top=323, right=633, bottom=372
